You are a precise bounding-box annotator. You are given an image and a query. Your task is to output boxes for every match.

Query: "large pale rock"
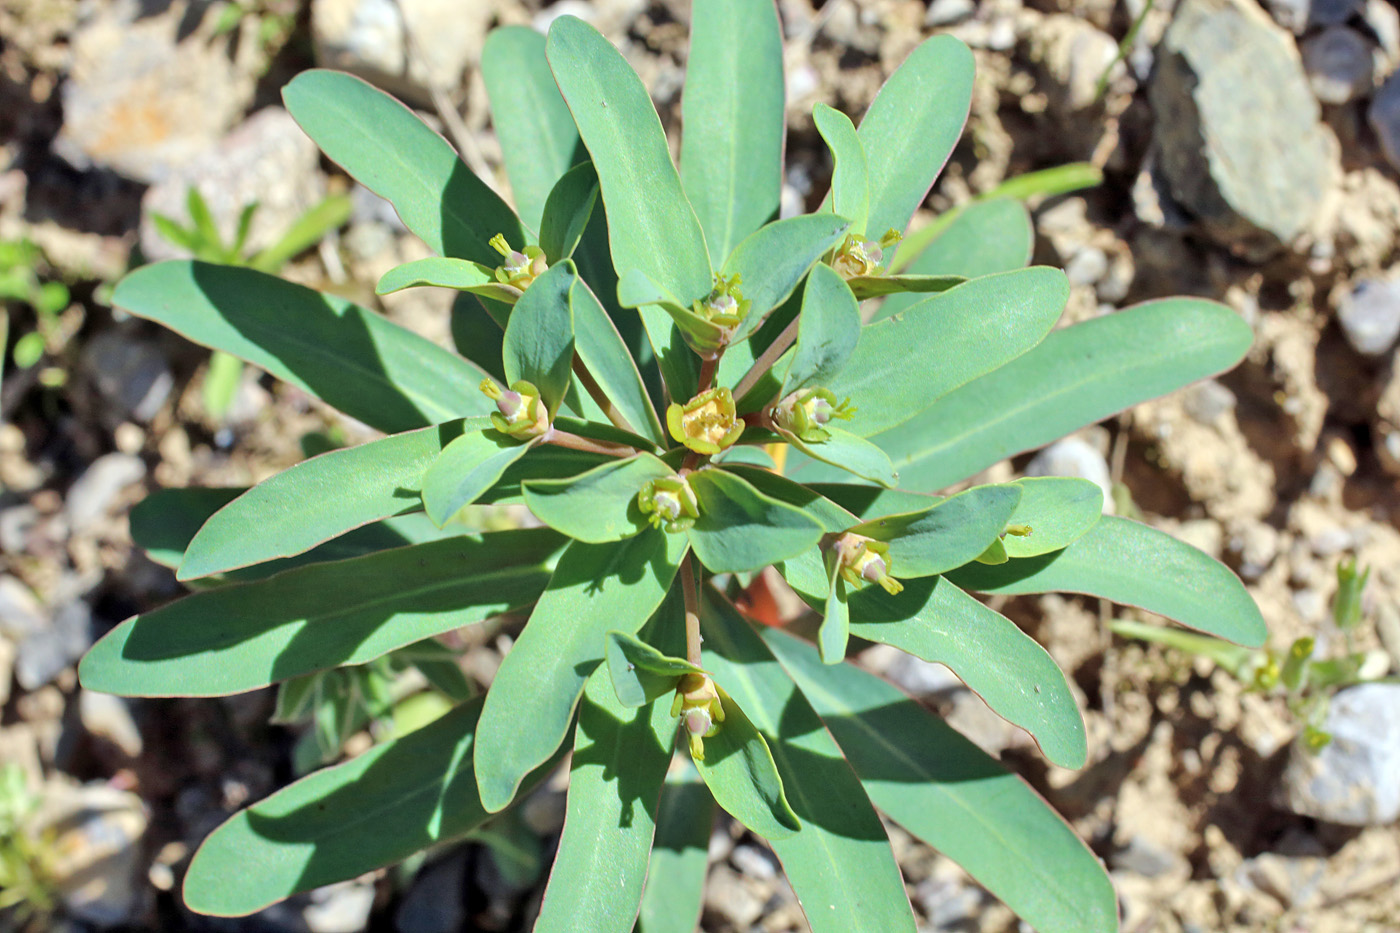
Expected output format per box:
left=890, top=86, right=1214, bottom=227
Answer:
left=1281, top=684, right=1400, bottom=826
left=1149, top=0, right=1336, bottom=259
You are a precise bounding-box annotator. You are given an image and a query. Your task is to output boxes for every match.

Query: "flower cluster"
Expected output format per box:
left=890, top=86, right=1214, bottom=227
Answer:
left=772, top=388, right=856, bottom=443
left=480, top=378, right=550, bottom=439
left=831, top=532, right=903, bottom=595
left=670, top=672, right=724, bottom=760
left=489, top=233, right=548, bottom=290
left=637, top=475, right=700, bottom=533
left=667, top=387, right=744, bottom=455
left=831, top=228, right=902, bottom=279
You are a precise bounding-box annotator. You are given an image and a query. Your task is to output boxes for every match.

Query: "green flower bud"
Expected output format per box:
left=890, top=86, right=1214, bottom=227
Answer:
left=667, top=387, right=745, bottom=455
left=831, top=228, right=902, bottom=279
left=693, top=273, right=751, bottom=331
left=772, top=388, right=856, bottom=443
left=637, top=474, right=700, bottom=533
left=670, top=672, right=724, bottom=761
left=480, top=377, right=549, bottom=440
left=831, top=532, right=903, bottom=596
left=489, top=233, right=548, bottom=290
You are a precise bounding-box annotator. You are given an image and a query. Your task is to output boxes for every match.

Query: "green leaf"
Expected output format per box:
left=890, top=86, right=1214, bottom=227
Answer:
left=950, top=514, right=1268, bottom=647
left=539, top=161, right=600, bottom=263
left=130, top=487, right=243, bottom=568
left=571, top=276, right=666, bottom=445
left=113, top=261, right=490, bottom=433
left=482, top=26, right=582, bottom=232
left=845, top=272, right=965, bottom=302
left=844, top=576, right=1088, bottom=769
left=721, top=466, right=859, bottom=534
left=474, top=530, right=687, bottom=811
left=701, top=594, right=917, bottom=932
left=852, top=483, right=1023, bottom=578
left=182, top=699, right=560, bottom=916
left=1002, top=476, right=1103, bottom=558
left=546, top=16, right=711, bottom=303
left=765, top=630, right=1117, bottom=933
left=617, top=268, right=728, bottom=356
left=534, top=670, right=673, bottom=933
left=888, top=197, right=1032, bottom=279
left=502, top=263, right=575, bottom=416
left=179, top=420, right=485, bottom=580
left=79, top=531, right=566, bottom=697
left=826, top=267, right=1069, bottom=437
left=814, top=103, right=869, bottom=235
left=686, top=469, right=825, bottom=574
left=637, top=769, right=714, bottom=933
left=604, top=630, right=702, bottom=708
left=783, top=427, right=898, bottom=488
left=693, top=684, right=801, bottom=839
left=879, top=298, right=1255, bottom=492
left=782, top=263, right=861, bottom=395
left=857, top=34, right=975, bottom=238
left=820, top=555, right=850, bottom=664
left=421, top=430, right=534, bottom=526
left=984, top=161, right=1102, bottom=203
left=283, top=70, right=523, bottom=265
left=723, top=214, right=851, bottom=338
left=450, top=293, right=507, bottom=382
left=807, top=483, right=937, bottom=521
left=522, top=453, right=673, bottom=543
left=679, top=0, right=784, bottom=266
left=375, top=257, right=519, bottom=304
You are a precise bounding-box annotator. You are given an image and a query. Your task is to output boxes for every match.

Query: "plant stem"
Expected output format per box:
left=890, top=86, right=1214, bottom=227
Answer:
left=731, top=314, right=800, bottom=405
left=681, top=554, right=702, bottom=666
left=696, top=355, right=718, bottom=394
left=571, top=356, right=641, bottom=437
left=541, top=427, right=638, bottom=458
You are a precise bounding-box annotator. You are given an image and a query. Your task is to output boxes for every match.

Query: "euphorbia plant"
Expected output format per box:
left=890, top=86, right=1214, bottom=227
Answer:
left=80, top=6, right=1265, bottom=932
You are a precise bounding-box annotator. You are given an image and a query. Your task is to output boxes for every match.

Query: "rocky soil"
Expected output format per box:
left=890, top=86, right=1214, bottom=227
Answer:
left=3, top=0, right=1400, bottom=931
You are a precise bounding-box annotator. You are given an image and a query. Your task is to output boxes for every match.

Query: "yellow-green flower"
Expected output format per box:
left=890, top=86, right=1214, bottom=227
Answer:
left=667, top=387, right=745, bottom=455
left=489, top=233, right=548, bottom=290
left=637, top=475, right=700, bottom=533
left=831, top=532, right=903, bottom=595
left=480, top=378, right=549, bottom=440
left=772, top=388, right=856, bottom=443
left=693, top=273, right=750, bottom=330
left=831, top=228, right=902, bottom=279
left=671, top=672, right=724, bottom=760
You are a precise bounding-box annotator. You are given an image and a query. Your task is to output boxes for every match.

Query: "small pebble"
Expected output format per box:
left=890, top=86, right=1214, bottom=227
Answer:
left=1302, top=27, right=1376, bottom=103
left=1025, top=437, right=1113, bottom=507
left=1368, top=70, right=1400, bottom=169
left=1336, top=277, right=1400, bottom=356
left=731, top=843, right=778, bottom=881
left=302, top=878, right=376, bottom=933
left=64, top=452, right=146, bottom=534
left=1280, top=683, right=1400, bottom=825
left=925, top=0, right=976, bottom=27
left=1310, top=0, right=1365, bottom=26
left=16, top=600, right=91, bottom=691
left=1183, top=379, right=1237, bottom=425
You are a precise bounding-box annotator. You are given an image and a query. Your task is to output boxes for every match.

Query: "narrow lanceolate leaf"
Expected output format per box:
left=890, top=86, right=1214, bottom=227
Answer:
left=806, top=483, right=936, bottom=522
left=826, top=267, right=1069, bottom=437
left=522, top=453, right=673, bottom=543
left=846, top=576, right=1087, bottom=769
left=723, top=215, right=851, bottom=338
left=766, top=630, right=1117, bottom=933
left=1002, top=477, right=1104, bottom=559
left=421, top=431, right=535, bottom=526
left=534, top=671, right=673, bottom=933
left=80, top=531, right=566, bottom=698
left=283, top=70, right=523, bottom=264
left=722, top=466, right=859, bottom=534
left=183, top=700, right=560, bottom=917
left=617, top=268, right=729, bottom=355
left=853, top=484, right=1023, bottom=578
left=782, top=263, right=861, bottom=395
left=130, top=488, right=243, bottom=569
left=686, top=469, right=825, bottom=574
left=875, top=298, right=1256, bottom=492
left=637, top=769, right=715, bottom=933
left=890, top=197, right=1032, bottom=278
left=783, top=427, right=898, bottom=488
left=701, top=594, right=917, bottom=932
left=820, top=554, right=850, bottom=664
left=572, top=276, right=667, bottom=445
left=113, top=262, right=490, bottom=433
left=605, top=630, right=702, bottom=708
left=539, top=161, right=600, bottom=263
left=680, top=0, right=784, bottom=266
left=950, top=514, right=1268, bottom=647
left=475, top=530, right=688, bottom=812
left=857, top=34, right=975, bottom=238
left=547, top=16, right=712, bottom=303
left=376, top=257, right=518, bottom=304
left=502, top=263, right=575, bottom=416
left=845, top=272, right=964, bottom=302
left=482, top=26, right=582, bottom=232
left=693, top=685, right=801, bottom=839
left=180, top=420, right=485, bottom=580
left=814, top=103, right=869, bottom=235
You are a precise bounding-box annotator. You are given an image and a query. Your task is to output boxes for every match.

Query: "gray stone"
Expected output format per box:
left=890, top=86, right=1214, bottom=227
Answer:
left=1337, top=277, right=1400, bottom=356
left=38, top=782, right=149, bottom=927
left=0, top=504, right=40, bottom=557
left=16, top=599, right=91, bottom=690
left=1027, top=15, right=1123, bottom=111
left=1262, top=0, right=1312, bottom=32
left=55, top=0, right=255, bottom=183
left=1183, top=379, right=1237, bottom=425
left=1065, top=247, right=1109, bottom=288
left=1280, top=683, right=1400, bottom=825
left=140, top=108, right=328, bottom=265
left=82, top=330, right=173, bottom=423
left=1303, top=27, right=1377, bottom=103
left=0, top=575, right=45, bottom=640
left=925, top=0, right=977, bottom=27
left=1026, top=437, right=1113, bottom=505
left=1369, top=71, right=1400, bottom=171
left=0, top=636, right=14, bottom=707
left=64, top=452, right=146, bottom=534
left=395, top=852, right=465, bottom=933
left=303, top=878, right=376, bottom=933
left=1149, top=0, right=1336, bottom=259
left=1364, top=0, right=1400, bottom=64
left=915, top=876, right=985, bottom=930
left=1310, top=0, right=1365, bottom=26
left=884, top=654, right=962, bottom=697
left=731, top=844, right=779, bottom=881
left=79, top=690, right=144, bottom=758
left=1112, top=835, right=1189, bottom=878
